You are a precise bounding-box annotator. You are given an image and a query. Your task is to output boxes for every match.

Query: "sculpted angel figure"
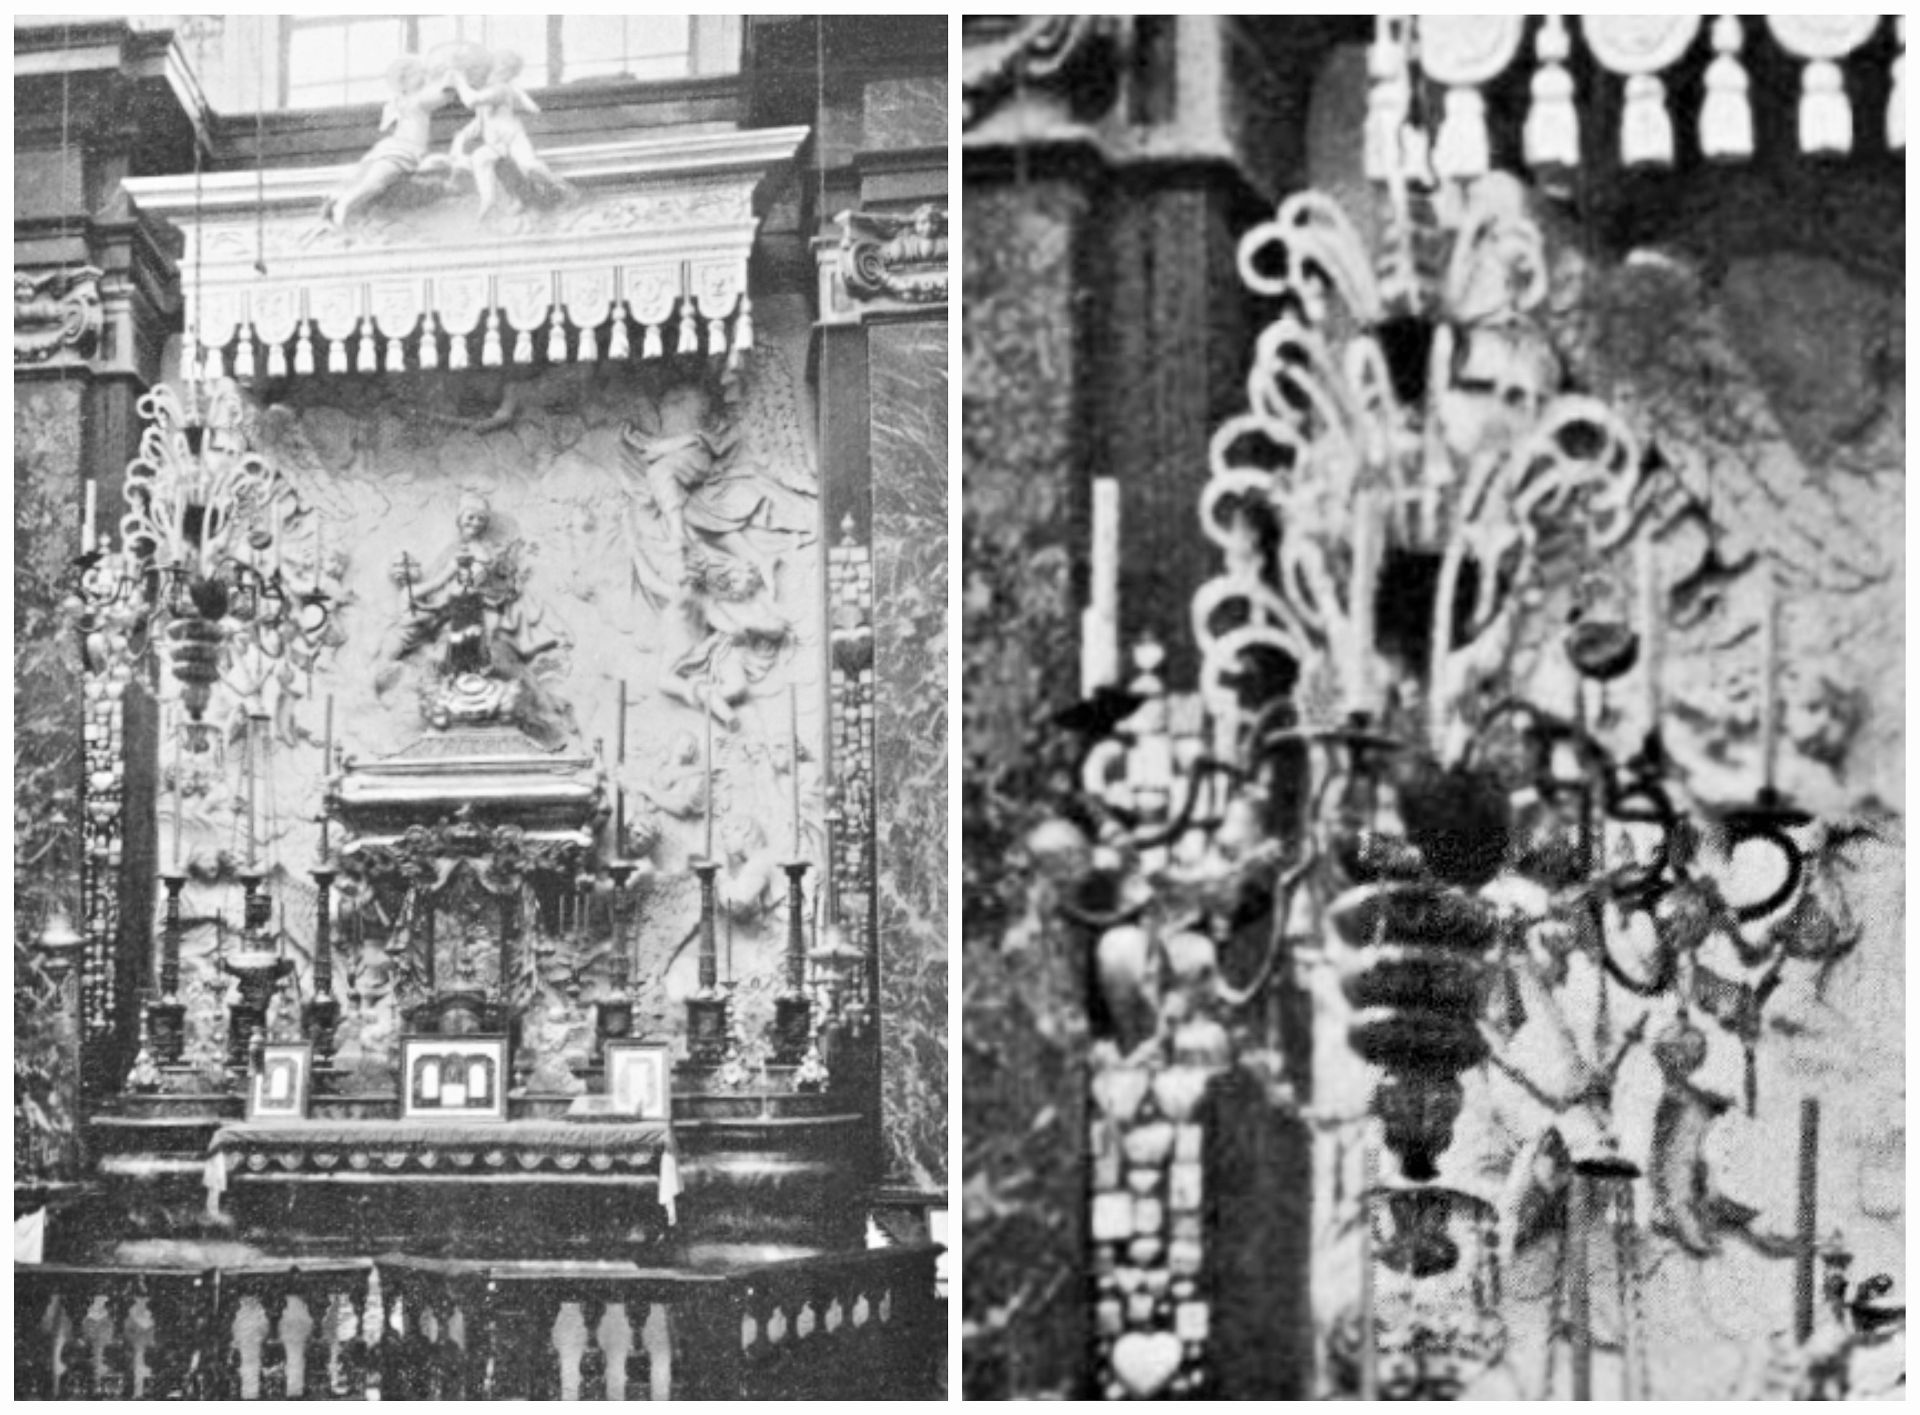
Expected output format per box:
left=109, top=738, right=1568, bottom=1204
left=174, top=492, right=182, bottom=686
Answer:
left=448, top=51, right=573, bottom=217
left=621, top=383, right=761, bottom=566
left=321, top=56, right=453, bottom=229
left=633, top=544, right=788, bottom=726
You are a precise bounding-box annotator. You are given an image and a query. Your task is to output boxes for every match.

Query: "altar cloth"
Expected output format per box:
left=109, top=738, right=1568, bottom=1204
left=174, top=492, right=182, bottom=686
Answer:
left=206, top=1120, right=680, bottom=1220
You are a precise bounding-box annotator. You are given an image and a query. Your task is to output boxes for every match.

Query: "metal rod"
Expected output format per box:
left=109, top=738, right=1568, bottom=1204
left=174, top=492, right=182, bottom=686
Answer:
left=170, top=703, right=185, bottom=869
left=614, top=680, right=627, bottom=852
left=319, top=694, right=333, bottom=859
left=702, top=675, right=715, bottom=860
left=789, top=681, right=802, bottom=857
left=1794, top=1097, right=1820, bottom=1343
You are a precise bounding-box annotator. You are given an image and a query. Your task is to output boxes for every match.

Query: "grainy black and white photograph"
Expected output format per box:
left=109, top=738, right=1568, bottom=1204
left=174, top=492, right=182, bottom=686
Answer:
left=14, top=14, right=948, bottom=1399
left=962, top=15, right=1904, bottom=1400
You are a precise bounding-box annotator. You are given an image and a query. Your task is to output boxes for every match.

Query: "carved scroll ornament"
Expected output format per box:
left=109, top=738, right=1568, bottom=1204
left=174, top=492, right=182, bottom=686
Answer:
left=962, top=16, right=1129, bottom=129
left=837, top=205, right=948, bottom=307
left=15, top=267, right=103, bottom=365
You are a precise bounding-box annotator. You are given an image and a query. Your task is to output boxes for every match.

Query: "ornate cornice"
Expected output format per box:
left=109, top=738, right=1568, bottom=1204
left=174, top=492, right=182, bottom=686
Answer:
left=122, top=127, right=809, bottom=379
left=819, top=205, right=948, bottom=324
left=14, top=267, right=104, bottom=367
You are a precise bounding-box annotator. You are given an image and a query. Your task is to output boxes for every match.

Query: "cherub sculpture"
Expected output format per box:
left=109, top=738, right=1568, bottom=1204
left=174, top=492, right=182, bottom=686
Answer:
left=321, top=56, right=453, bottom=229
left=448, top=51, right=573, bottom=218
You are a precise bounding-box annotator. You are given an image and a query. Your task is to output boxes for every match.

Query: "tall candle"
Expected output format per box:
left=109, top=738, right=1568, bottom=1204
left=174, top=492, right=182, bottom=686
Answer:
left=1638, top=537, right=1662, bottom=733
left=789, top=682, right=802, bottom=857
left=702, top=677, right=715, bottom=860
left=82, top=478, right=98, bottom=554
left=614, top=681, right=627, bottom=855
left=170, top=703, right=185, bottom=870
left=1760, top=570, right=1779, bottom=792
left=320, top=695, right=334, bottom=858
left=1080, top=477, right=1121, bottom=697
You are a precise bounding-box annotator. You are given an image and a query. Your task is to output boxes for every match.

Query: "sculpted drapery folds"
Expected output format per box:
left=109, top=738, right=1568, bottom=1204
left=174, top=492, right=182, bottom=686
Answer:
left=619, top=373, right=814, bottom=725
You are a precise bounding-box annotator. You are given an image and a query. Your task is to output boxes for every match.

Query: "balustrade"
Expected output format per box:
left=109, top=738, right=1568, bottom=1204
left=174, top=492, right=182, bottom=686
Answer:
left=15, top=1244, right=941, bottom=1399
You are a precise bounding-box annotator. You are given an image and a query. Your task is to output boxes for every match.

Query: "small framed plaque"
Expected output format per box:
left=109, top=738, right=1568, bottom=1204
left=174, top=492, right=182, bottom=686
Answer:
left=603, top=1041, right=673, bottom=1120
left=401, top=1035, right=509, bottom=1122
left=247, top=1042, right=313, bottom=1123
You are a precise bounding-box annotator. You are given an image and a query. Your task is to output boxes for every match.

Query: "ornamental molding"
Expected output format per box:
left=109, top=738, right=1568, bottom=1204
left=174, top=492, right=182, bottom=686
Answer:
left=818, top=205, right=948, bottom=324
left=122, top=128, right=809, bottom=379
left=15, top=266, right=104, bottom=366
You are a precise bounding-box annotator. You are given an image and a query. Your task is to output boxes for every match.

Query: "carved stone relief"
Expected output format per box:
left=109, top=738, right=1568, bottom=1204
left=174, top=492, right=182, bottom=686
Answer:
left=160, top=343, right=827, bottom=1084
left=15, top=268, right=103, bottom=365
left=838, top=206, right=949, bottom=309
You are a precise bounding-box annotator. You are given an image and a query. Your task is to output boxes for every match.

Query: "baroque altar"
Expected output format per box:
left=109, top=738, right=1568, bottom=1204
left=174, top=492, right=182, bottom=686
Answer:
left=60, top=63, right=881, bottom=1270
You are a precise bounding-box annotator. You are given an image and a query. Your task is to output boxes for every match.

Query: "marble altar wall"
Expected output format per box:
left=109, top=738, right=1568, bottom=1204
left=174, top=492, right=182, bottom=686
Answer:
left=14, top=381, right=85, bottom=1179
left=161, top=312, right=830, bottom=1089
left=870, top=320, right=948, bottom=1187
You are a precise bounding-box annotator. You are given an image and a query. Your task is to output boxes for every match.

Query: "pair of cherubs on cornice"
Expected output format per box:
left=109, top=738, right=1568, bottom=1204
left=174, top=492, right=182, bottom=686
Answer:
left=322, top=48, right=572, bottom=229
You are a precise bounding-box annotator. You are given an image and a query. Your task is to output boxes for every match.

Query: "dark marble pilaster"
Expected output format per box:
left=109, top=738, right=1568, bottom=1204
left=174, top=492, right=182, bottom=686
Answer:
left=960, top=172, right=1094, bottom=1399
left=869, top=322, right=948, bottom=1189
left=14, top=380, right=86, bottom=1179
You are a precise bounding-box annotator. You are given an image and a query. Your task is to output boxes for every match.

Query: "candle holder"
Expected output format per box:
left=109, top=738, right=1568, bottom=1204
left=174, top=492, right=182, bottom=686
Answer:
left=145, top=872, right=190, bottom=1066
left=222, top=950, right=292, bottom=1074
left=304, top=862, right=341, bottom=1069
left=598, top=862, right=638, bottom=1045
left=771, top=861, right=813, bottom=1065
left=684, top=858, right=729, bottom=1067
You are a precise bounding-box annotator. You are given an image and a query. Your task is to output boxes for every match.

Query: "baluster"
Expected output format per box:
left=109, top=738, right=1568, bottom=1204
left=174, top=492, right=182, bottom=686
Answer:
left=258, top=1290, right=294, bottom=1399
left=553, top=1299, right=588, bottom=1400
left=14, top=1282, right=49, bottom=1397
left=283, top=1290, right=317, bottom=1399
left=578, top=1297, right=610, bottom=1399
left=124, top=1294, right=158, bottom=1398
left=82, top=1290, right=129, bottom=1398
left=230, top=1293, right=269, bottom=1399
left=594, top=1300, right=631, bottom=1401
left=640, top=1298, right=672, bottom=1400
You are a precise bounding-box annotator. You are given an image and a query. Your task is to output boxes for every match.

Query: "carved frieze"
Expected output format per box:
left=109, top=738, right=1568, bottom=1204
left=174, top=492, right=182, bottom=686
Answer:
left=15, top=267, right=104, bottom=366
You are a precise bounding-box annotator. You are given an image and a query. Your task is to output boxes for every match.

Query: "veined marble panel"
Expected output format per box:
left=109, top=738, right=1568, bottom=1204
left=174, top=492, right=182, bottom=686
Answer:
left=14, top=381, right=84, bottom=1179
left=870, top=320, right=949, bottom=1187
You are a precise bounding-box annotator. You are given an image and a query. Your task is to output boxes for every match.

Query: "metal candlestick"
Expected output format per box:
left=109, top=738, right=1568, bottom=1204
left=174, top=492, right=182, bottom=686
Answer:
left=147, top=872, right=189, bottom=1065
left=225, top=871, right=289, bottom=1071
left=598, top=862, right=638, bottom=1045
left=305, top=863, right=341, bottom=1067
left=772, top=860, right=813, bottom=1064
left=685, top=859, right=729, bottom=1066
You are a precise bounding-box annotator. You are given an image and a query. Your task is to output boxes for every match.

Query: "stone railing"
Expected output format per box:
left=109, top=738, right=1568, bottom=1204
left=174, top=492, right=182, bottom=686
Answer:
left=15, top=1245, right=942, bottom=1400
